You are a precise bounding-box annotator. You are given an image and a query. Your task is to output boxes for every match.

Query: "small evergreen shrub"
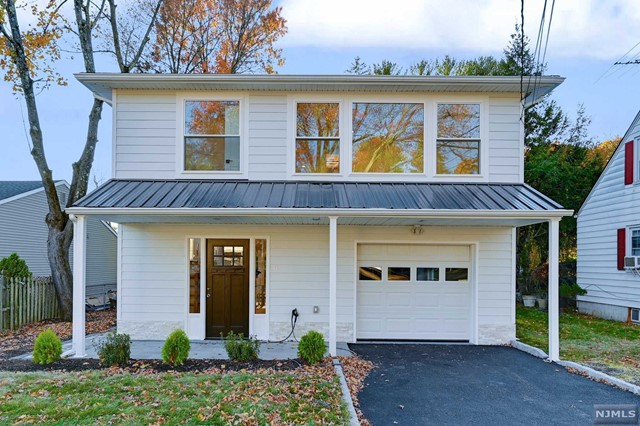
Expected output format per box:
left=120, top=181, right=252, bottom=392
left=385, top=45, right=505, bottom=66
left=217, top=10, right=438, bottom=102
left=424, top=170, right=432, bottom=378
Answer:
left=223, top=331, right=260, bottom=362
left=162, top=329, right=190, bottom=366
left=0, top=253, right=31, bottom=279
left=32, top=329, right=62, bottom=364
left=297, top=330, right=326, bottom=364
left=97, top=332, right=131, bottom=366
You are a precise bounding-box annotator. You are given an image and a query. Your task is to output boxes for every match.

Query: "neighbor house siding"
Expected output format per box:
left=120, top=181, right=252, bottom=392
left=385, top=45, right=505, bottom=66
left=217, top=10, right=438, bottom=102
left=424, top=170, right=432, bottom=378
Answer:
left=115, top=90, right=177, bottom=179
left=0, top=185, right=70, bottom=276
left=118, top=223, right=514, bottom=343
left=85, top=219, right=118, bottom=297
left=0, top=185, right=117, bottom=294
left=113, top=91, right=523, bottom=183
left=577, top=115, right=640, bottom=310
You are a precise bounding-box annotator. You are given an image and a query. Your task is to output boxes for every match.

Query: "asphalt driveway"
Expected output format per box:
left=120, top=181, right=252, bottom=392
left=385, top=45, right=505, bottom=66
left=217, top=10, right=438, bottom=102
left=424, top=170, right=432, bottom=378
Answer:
left=350, top=344, right=640, bottom=425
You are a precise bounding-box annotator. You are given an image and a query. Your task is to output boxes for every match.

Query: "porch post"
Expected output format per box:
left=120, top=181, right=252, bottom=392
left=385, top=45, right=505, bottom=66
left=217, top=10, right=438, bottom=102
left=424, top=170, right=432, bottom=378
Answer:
left=548, top=218, right=560, bottom=362
left=329, top=216, right=338, bottom=356
left=71, top=214, right=87, bottom=357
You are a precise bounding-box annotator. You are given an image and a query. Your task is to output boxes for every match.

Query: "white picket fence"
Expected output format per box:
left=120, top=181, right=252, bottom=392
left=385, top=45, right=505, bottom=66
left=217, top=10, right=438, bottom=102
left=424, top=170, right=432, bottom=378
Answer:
left=0, top=275, right=60, bottom=331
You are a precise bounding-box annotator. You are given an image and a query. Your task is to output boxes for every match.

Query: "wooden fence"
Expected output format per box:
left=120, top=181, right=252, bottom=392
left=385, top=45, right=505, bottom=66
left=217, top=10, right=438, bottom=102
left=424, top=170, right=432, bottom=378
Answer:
left=0, top=275, right=60, bottom=331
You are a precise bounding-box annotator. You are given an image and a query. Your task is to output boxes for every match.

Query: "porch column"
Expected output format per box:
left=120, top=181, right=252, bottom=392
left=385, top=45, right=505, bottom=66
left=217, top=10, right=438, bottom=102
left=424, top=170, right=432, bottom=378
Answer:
left=71, top=214, right=87, bottom=357
left=329, top=216, right=338, bottom=356
left=548, top=218, right=560, bottom=362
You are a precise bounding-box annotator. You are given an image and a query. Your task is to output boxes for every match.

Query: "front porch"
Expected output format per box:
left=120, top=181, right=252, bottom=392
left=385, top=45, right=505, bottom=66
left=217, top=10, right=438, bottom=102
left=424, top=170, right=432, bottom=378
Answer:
left=67, top=180, right=571, bottom=361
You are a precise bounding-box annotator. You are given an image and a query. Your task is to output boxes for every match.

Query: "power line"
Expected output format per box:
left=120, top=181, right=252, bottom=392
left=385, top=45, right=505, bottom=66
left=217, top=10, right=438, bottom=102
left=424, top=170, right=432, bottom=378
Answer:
left=614, top=59, right=640, bottom=66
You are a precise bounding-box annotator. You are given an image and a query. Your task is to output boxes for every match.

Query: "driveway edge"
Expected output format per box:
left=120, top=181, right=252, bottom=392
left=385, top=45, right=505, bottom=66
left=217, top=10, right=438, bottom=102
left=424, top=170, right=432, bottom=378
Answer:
left=557, top=360, right=640, bottom=396
left=511, top=340, right=640, bottom=396
left=332, top=358, right=360, bottom=426
left=510, top=340, right=548, bottom=359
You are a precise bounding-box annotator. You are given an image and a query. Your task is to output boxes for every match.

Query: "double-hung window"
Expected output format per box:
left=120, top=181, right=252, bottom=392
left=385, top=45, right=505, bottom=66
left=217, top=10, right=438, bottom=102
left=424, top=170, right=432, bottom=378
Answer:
left=352, top=103, right=424, bottom=173
left=436, top=103, right=481, bottom=175
left=184, top=100, right=240, bottom=172
left=632, top=229, right=640, bottom=256
left=295, top=103, right=340, bottom=173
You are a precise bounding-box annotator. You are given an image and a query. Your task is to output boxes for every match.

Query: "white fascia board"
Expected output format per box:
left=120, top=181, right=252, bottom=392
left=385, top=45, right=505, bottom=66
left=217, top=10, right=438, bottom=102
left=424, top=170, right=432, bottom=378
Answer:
left=0, top=180, right=69, bottom=207
left=66, top=206, right=574, bottom=219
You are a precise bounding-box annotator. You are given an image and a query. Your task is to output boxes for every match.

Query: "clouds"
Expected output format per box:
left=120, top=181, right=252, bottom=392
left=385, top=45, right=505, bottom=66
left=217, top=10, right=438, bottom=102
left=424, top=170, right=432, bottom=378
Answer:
left=279, top=0, right=640, bottom=60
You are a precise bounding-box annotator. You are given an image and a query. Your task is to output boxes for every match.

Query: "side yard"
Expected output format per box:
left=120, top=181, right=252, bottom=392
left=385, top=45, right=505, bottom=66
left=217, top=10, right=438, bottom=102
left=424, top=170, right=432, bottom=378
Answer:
left=0, top=364, right=349, bottom=425
left=0, top=310, right=115, bottom=360
left=517, top=306, right=640, bottom=384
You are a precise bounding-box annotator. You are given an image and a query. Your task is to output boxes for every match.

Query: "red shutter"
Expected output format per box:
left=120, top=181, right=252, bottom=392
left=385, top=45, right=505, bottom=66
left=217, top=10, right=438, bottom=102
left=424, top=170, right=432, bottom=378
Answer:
left=618, top=228, right=626, bottom=270
left=625, top=141, right=634, bottom=185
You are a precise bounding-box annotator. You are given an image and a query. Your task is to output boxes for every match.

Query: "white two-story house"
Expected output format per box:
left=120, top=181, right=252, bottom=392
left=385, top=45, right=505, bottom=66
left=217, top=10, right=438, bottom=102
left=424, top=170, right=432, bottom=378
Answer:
left=67, top=74, right=571, bottom=359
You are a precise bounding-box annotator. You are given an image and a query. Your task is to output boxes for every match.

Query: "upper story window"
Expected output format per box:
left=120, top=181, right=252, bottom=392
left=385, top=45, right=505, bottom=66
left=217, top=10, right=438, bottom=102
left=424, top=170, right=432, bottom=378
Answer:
left=352, top=103, right=424, bottom=173
left=295, top=103, right=340, bottom=173
left=184, top=100, right=240, bottom=171
left=436, top=103, right=480, bottom=175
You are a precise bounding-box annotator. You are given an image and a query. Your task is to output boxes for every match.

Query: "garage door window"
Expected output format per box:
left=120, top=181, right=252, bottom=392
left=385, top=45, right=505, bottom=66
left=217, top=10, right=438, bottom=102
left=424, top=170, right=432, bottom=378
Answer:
left=445, top=267, right=468, bottom=282
left=359, top=266, right=382, bottom=280
left=417, top=267, right=439, bottom=281
left=388, top=267, right=410, bottom=281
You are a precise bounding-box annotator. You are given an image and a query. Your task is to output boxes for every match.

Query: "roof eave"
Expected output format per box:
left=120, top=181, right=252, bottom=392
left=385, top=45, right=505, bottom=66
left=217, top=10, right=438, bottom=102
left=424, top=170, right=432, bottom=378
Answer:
left=74, top=73, right=564, bottom=104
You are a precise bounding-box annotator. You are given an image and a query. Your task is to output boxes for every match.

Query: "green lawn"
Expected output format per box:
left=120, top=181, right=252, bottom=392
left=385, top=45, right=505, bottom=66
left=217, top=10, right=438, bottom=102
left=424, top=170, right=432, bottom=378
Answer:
left=517, top=306, right=640, bottom=384
left=0, top=368, right=349, bottom=425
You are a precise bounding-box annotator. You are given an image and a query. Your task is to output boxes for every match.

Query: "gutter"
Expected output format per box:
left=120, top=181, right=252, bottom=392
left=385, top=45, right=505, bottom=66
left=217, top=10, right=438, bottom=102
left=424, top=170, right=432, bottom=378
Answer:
left=65, top=206, right=574, bottom=219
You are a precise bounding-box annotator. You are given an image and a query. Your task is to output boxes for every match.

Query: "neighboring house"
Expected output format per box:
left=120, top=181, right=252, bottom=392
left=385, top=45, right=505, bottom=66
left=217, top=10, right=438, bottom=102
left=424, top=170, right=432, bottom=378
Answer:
left=68, top=74, right=571, bottom=359
left=576, top=111, right=640, bottom=323
left=0, top=180, right=117, bottom=298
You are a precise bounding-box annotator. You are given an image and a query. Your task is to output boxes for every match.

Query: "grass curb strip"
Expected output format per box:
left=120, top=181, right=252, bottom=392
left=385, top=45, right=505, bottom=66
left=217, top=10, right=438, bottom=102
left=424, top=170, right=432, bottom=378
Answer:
left=333, top=357, right=360, bottom=426
left=557, top=360, right=640, bottom=396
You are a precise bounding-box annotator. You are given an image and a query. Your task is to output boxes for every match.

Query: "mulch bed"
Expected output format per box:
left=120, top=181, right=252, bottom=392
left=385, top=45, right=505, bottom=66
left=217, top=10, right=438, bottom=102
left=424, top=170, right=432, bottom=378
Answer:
left=0, top=310, right=116, bottom=361
left=0, top=358, right=304, bottom=373
left=339, top=354, right=375, bottom=426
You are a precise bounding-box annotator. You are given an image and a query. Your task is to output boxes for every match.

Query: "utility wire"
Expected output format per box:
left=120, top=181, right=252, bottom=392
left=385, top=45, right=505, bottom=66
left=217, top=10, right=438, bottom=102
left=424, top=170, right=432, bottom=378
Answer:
left=595, top=40, right=640, bottom=83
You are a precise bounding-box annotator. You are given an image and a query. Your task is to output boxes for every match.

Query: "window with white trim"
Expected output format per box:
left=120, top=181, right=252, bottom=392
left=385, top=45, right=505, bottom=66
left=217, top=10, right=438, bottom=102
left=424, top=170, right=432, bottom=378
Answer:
left=352, top=102, right=424, bottom=173
left=632, top=229, right=640, bottom=256
left=436, top=103, right=480, bottom=175
left=184, top=100, right=240, bottom=171
left=295, top=103, right=340, bottom=173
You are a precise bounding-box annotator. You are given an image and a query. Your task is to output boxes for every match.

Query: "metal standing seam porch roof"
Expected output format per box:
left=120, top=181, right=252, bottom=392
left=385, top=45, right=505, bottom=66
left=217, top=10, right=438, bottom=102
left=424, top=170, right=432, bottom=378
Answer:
left=71, top=180, right=566, bottom=215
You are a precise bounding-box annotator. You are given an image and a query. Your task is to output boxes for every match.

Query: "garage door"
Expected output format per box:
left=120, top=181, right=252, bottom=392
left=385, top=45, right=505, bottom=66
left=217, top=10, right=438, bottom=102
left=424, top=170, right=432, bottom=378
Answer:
left=356, top=244, right=471, bottom=340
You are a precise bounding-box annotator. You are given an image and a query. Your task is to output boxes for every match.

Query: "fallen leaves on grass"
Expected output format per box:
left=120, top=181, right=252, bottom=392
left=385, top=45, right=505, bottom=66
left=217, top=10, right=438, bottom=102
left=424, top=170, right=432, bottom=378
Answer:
left=339, top=355, right=374, bottom=426
left=0, top=310, right=115, bottom=359
left=0, top=360, right=350, bottom=425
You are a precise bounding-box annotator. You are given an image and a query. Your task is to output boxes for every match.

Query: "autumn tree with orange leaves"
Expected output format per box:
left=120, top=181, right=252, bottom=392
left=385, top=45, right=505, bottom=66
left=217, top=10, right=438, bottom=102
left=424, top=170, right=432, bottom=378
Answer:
left=141, top=0, right=287, bottom=74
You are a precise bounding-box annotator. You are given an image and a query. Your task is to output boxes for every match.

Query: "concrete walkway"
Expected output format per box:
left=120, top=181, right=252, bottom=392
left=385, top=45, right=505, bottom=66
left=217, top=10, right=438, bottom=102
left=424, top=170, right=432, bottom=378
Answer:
left=12, top=333, right=353, bottom=360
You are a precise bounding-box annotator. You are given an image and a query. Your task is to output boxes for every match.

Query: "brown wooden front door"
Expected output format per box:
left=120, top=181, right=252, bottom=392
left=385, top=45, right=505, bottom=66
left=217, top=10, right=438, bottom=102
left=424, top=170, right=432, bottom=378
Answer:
left=206, top=239, right=249, bottom=338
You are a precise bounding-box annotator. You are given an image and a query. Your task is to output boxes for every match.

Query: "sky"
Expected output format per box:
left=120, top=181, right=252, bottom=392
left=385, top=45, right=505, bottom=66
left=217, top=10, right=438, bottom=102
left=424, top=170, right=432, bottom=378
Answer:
left=1, top=0, right=640, bottom=185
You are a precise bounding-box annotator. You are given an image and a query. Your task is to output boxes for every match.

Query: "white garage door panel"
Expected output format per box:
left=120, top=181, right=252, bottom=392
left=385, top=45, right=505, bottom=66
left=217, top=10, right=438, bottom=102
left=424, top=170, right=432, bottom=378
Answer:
left=356, top=244, right=471, bottom=340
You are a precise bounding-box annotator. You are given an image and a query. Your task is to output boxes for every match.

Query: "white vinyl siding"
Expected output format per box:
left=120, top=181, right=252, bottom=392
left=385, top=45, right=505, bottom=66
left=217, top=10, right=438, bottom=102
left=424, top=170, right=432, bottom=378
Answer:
left=577, top=114, right=640, bottom=309
left=113, top=91, right=523, bottom=183
left=488, top=97, right=522, bottom=182
left=248, top=95, right=288, bottom=180
left=118, top=223, right=514, bottom=344
left=115, top=91, right=177, bottom=179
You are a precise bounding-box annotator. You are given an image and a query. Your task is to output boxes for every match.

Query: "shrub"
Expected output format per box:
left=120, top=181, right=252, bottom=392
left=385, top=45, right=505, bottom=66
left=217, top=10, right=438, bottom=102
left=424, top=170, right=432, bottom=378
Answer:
left=32, top=329, right=62, bottom=364
left=223, top=331, right=260, bottom=362
left=560, top=282, right=587, bottom=298
left=162, top=329, right=190, bottom=366
left=297, top=330, right=326, bottom=364
left=97, top=332, right=131, bottom=366
left=0, top=253, right=31, bottom=280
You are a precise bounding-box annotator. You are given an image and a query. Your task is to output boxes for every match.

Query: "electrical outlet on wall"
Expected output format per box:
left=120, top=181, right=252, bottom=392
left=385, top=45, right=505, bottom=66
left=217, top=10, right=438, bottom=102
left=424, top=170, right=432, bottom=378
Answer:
left=313, top=305, right=319, bottom=313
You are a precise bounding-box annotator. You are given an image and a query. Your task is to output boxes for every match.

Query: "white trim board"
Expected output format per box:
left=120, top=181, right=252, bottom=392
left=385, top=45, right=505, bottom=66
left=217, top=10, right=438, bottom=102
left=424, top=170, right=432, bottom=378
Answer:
left=0, top=180, right=69, bottom=207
